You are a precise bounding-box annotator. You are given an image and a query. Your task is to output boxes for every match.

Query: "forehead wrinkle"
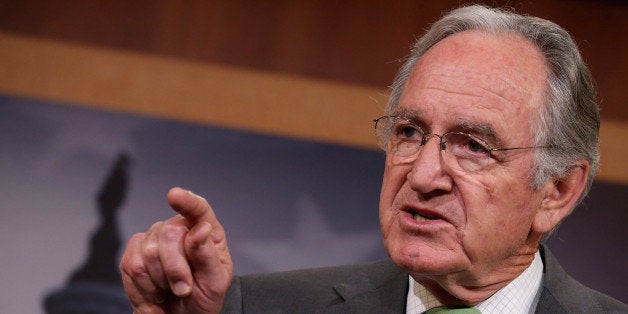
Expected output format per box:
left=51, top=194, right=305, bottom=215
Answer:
left=419, top=70, right=531, bottom=110
left=480, top=83, right=521, bottom=104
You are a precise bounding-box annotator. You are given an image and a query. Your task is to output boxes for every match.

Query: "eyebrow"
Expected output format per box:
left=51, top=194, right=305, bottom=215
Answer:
left=392, top=107, right=423, bottom=122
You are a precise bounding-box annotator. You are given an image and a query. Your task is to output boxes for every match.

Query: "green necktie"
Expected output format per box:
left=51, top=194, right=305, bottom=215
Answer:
left=424, top=306, right=481, bottom=313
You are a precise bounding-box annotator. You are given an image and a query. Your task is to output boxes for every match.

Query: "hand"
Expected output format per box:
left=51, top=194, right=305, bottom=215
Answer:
left=120, top=187, right=233, bottom=314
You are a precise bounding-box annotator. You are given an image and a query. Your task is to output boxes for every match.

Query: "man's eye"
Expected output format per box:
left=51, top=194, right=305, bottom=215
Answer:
left=396, top=124, right=421, bottom=140
left=464, top=137, right=490, bottom=155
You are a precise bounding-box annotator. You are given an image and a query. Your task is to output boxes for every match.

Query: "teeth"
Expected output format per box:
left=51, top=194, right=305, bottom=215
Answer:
left=413, top=213, right=431, bottom=222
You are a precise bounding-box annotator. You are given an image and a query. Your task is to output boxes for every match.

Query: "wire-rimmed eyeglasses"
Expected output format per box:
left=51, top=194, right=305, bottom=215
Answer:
left=373, top=116, right=551, bottom=172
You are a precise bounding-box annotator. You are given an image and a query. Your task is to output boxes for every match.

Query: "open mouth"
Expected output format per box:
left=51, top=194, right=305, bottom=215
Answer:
left=408, top=208, right=441, bottom=222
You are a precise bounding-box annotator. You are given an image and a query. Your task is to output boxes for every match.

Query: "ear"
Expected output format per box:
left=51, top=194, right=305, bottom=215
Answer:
left=532, top=160, right=589, bottom=234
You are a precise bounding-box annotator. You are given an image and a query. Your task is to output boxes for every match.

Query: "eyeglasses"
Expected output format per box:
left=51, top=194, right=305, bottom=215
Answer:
left=373, top=116, right=551, bottom=173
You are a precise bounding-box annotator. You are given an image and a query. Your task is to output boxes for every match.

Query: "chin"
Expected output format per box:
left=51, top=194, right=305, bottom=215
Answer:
left=387, top=241, right=467, bottom=276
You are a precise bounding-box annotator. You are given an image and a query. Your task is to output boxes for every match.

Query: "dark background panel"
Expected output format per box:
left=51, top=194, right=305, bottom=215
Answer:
left=0, top=94, right=625, bottom=313
left=547, top=181, right=628, bottom=303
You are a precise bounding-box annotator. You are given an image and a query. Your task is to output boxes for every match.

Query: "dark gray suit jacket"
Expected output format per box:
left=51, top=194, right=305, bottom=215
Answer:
left=222, top=245, right=627, bottom=313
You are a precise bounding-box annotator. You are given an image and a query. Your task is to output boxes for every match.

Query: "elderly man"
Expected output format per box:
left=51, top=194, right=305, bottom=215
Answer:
left=120, top=5, right=627, bottom=313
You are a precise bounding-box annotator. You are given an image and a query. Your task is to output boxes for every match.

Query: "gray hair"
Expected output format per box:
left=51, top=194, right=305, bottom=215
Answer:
left=386, top=5, right=599, bottom=206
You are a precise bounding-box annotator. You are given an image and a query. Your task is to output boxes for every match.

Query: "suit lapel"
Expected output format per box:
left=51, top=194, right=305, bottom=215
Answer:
left=535, top=244, right=597, bottom=313
left=535, top=286, right=567, bottom=314
left=326, top=260, right=408, bottom=313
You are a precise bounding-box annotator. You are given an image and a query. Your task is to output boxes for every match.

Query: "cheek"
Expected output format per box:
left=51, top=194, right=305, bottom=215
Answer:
left=455, top=173, right=496, bottom=209
left=458, top=165, right=529, bottom=210
left=379, top=160, right=410, bottom=203
left=379, top=163, right=410, bottom=233
left=454, top=172, right=511, bottom=236
left=487, top=168, right=539, bottom=220
left=459, top=171, right=538, bottom=245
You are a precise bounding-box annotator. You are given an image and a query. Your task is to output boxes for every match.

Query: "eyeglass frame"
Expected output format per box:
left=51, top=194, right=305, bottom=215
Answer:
left=373, top=115, right=552, bottom=169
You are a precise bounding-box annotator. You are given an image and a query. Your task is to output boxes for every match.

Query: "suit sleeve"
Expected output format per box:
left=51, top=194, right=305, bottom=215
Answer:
left=220, top=276, right=243, bottom=313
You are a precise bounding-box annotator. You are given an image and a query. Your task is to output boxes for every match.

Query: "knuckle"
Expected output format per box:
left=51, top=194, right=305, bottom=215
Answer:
left=149, top=221, right=164, bottom=231
left=120, top=233, right=147, bottom=269
left=160, top=223, right=188, bottom=242
left=128, top=232, right=147, bottom=245
left=141, top=242, right=160, bottom=260
left=126, top=259, right=150, bottom=279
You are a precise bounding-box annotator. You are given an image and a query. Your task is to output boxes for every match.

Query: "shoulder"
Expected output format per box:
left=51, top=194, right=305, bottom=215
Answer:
left=240, top=259, right=401, bottom=286
left=235, top=259, right=403, bottom=300
left=222, top=260, right=407, bottom=313
left=537, top=245, right=627, bottom=313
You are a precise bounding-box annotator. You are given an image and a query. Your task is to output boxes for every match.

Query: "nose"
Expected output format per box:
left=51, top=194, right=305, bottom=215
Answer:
left=406, top=135, right=453, bottom=195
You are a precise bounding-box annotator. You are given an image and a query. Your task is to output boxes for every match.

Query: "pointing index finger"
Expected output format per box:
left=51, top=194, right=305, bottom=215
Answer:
left=167, top=187, right=217, bottom=228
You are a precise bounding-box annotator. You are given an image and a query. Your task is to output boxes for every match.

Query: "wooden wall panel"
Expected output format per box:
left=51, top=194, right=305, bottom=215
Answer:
left=0, top=0, right=626, bottom=121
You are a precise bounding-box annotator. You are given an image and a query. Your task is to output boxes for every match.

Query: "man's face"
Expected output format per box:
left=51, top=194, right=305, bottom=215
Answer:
left=379, top=30, right=550, bottom=286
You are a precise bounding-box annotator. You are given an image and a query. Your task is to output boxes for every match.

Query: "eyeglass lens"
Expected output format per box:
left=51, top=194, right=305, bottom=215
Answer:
left=376, top=117, right=493, bottom=173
